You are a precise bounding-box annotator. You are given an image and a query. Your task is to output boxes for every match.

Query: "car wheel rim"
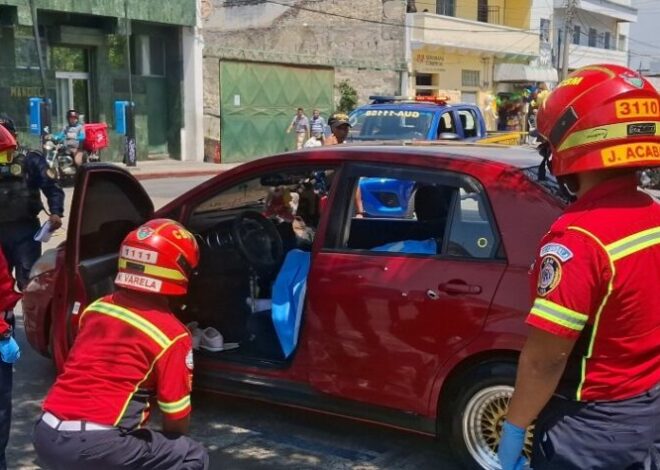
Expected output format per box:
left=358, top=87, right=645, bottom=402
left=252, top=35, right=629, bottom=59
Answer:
left=462, top=385, right=534, bottom=470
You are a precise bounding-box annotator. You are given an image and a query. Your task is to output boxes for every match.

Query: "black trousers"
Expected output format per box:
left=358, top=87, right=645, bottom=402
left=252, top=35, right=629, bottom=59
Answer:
left=33, top=419, right=209, bottom=470
left=532, top=384, right=660, bottom=470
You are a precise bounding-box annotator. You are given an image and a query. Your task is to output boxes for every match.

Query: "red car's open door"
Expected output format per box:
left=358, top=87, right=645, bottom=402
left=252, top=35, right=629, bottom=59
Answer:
left=51, top=164, right=153, bottom=369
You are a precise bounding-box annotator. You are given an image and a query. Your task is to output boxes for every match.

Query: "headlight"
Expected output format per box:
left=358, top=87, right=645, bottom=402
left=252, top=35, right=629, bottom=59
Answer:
left=29, top=249, right=59, bottom=279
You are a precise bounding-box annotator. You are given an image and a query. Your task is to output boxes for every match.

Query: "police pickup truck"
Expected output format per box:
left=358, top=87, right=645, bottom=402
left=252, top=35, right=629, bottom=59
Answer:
left=348, top=96, right=521, bottom=145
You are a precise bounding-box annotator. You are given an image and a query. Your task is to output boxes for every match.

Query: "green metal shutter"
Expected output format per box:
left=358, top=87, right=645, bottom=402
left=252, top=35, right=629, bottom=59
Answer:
left=220, top=61, right=334, bottom=162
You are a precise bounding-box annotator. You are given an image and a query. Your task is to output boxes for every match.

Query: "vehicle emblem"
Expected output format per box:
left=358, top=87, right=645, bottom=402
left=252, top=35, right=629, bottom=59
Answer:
left=627, top=123, right=656, bottom=136
left=136, top=226, right=154, bottom=240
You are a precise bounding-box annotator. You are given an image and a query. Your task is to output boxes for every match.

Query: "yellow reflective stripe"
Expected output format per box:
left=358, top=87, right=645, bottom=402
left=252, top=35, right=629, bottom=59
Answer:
left=118, top=258, right=186, bottom=281
left=567, top=226, right=615, bottom=401
left=158, top=395, right=191, bottom=414
left=85, top=300, right=171, bottom=349
left=530, top=298, right=588, bottom=332
left=606, top=226, right=660, bottom=261
left=114, top=332, right=189, bottom=427
left=558, top=121, right=660, bottom=152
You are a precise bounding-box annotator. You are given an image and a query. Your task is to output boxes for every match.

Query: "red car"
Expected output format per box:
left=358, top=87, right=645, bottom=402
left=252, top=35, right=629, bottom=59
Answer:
left=23, top=144, right=564, bottom=470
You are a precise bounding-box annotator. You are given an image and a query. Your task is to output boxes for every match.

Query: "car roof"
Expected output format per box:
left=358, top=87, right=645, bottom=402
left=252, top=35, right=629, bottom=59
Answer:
left=304, top=142, right=542, bottom=169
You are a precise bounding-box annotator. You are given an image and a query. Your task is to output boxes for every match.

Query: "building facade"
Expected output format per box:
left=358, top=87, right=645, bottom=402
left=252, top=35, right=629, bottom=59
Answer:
left=200, top=0, right=407, bottom=163
left=554, top=0, right=636, bottom=72
left=405, top=0, right=557, bottom=130
left=0, top=0, right=201, bottom=161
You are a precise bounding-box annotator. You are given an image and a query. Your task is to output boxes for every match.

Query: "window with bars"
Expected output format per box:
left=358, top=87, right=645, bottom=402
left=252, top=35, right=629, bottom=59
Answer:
left=462, top=70, right=480, bottom=88
left=604, top=32, right=611, bottom=49
left=588, top=28, right=597, bottom=47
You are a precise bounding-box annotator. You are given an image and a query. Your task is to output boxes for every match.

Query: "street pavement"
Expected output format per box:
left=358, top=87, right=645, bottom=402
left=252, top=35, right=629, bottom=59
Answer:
left=6, top=175, right=460, bottom=470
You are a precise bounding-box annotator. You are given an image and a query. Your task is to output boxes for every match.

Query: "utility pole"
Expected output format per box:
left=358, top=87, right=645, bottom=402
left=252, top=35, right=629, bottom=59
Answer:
left=561, top=0, right=577, bottom=80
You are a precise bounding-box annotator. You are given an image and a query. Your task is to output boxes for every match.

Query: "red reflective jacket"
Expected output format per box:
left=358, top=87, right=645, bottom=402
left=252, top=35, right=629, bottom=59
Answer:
left=0, top=248, right=21, bottom=336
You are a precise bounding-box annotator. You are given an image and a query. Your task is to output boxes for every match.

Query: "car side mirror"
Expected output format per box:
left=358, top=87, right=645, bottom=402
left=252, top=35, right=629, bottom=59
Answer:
left=438, top=132, right=461, bottom=140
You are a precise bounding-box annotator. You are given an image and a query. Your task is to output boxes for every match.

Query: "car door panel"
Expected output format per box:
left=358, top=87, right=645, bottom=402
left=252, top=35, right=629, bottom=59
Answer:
left=53, top=164, right=153, bottom=369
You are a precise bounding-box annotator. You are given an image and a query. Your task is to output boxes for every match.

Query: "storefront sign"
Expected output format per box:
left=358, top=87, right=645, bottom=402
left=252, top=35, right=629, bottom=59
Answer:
left=413, top=48, right=445, bottom=73
left=10, top=86, right=41, bottom=98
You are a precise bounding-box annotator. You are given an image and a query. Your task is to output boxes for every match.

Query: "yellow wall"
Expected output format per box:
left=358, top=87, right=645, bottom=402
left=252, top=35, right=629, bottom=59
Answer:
left=414, top=0, right=531, bottom=29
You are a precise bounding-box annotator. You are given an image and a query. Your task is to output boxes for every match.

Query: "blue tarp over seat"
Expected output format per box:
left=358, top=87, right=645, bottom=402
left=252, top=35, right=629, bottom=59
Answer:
left=272, top=249, right=311, bottom=358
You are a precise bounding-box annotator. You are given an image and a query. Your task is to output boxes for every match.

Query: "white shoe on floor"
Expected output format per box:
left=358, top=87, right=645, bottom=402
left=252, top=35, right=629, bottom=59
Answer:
left=200, top=327, right=239, bottom=352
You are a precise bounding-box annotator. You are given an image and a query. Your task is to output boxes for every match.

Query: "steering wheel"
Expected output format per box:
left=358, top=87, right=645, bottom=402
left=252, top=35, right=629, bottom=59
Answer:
left=231, top=211, right=284, bottom=272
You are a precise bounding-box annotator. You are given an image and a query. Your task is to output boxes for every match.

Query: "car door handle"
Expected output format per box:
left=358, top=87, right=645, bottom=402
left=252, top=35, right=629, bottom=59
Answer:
left=438, top=281, right=482, bottom=295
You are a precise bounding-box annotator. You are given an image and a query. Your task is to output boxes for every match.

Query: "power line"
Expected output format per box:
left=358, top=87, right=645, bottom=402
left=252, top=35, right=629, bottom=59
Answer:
left=221, top=0, right=545, bottom=34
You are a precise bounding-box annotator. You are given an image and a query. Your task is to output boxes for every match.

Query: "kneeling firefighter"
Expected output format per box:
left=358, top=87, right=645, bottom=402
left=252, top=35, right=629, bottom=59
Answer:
left=33, top=219, right=209, bottom=470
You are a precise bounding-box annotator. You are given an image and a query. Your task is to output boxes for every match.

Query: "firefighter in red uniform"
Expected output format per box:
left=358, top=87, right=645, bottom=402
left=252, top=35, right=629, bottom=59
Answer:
left=499, top=64, right=660, bottom=470
left=33, top=219, right=209, bottom=469
left=0, top=245, right=21, bottom=470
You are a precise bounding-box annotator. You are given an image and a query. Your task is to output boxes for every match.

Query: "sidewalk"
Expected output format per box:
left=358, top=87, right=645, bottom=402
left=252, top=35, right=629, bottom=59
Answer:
left=113, top=159, right=243, bottom=181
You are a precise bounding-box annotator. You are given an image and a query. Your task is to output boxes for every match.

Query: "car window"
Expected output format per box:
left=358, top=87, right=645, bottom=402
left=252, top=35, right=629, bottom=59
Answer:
left=79, top=174, right=151, bottom=259
left=446, top=188, right=499, bottom=259
left=458, top=109, right=479, bottom=138
left=437, top=111, right=457, bottom=136
left=325, top=168, right=457, bottom=256
left=348, top=109, right=435, bottom=140
left=188, top=167, right=335, bottom=249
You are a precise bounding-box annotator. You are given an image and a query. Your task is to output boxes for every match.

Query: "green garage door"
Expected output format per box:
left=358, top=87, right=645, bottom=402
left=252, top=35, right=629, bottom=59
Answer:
left=220, top=62, right=334, bottom=162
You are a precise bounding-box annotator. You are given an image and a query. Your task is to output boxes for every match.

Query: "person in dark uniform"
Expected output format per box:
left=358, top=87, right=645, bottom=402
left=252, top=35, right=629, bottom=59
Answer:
left=0, top=241, right=22, bottom=470
left=0, top=117, right=65, bottom=290
left=33, top=219, right=208, bottom=470
left=499, top=64, right=660, bottom=470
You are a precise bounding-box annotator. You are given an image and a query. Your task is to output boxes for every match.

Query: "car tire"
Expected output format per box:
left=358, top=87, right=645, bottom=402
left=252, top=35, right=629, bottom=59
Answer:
left=441, top=361, right=533, bottom=470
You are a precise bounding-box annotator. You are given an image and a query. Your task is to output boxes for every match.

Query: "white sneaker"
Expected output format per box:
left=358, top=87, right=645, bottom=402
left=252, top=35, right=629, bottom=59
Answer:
left=186, top=321, right=202, bottom=350
left=200, top=327, right=239, bottom=352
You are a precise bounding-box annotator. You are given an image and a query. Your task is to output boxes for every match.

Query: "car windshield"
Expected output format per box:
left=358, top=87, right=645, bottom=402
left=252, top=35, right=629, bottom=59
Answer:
left=349, top=108, right=435, bottom=140
left=521, top=165, right=572, bottom=204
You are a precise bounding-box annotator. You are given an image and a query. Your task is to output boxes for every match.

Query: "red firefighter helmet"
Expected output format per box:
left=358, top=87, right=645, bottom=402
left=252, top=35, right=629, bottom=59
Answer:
left=0, top=124, right=17, bottom=165
left=115, top=219, right=199, bottom=296
left=537, top=64, right=660, bottom=176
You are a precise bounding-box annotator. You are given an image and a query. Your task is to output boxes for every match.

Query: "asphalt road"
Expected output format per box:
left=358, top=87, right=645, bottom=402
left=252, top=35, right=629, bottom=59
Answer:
left=7, top=175, right=460, bottom=470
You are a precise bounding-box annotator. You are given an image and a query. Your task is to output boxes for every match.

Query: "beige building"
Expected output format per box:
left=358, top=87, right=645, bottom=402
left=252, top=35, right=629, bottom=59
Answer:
left=200, top=0, right=406, bottom=162
left=405, top=0, right=557, bottom=129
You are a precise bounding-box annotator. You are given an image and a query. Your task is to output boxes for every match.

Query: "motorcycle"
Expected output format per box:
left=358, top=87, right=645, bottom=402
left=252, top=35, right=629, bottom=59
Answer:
left=43, top=136, right=78, bottom=185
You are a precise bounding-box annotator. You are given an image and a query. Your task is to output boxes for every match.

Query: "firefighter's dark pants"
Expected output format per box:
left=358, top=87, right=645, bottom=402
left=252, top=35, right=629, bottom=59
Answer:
left=532, top=383, right=660, bottom=470
left=33, top=418, right=209, bottom=470
left=0, top=219, right=41, bottom=290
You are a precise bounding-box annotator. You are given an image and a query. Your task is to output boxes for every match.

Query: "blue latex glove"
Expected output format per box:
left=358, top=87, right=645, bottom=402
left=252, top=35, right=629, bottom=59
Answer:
left=0, top=337, right=20, bottom=364
left=498, top=420, right=528, bottom=470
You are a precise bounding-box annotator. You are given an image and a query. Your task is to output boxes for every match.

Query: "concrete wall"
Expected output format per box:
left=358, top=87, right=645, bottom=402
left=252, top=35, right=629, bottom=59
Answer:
left=201, top=0, right=406, bottom=161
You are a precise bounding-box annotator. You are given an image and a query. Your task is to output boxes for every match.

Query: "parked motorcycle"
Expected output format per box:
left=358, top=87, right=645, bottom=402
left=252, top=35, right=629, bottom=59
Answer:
left=43, top=135, right=78, bottom=185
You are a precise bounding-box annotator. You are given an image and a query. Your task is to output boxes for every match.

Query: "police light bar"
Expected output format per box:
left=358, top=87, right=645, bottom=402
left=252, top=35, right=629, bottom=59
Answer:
left=415, top=95, right=450, bottom=105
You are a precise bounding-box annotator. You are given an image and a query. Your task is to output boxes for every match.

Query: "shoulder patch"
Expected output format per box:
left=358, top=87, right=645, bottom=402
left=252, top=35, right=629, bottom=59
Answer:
left=185, top=349, right=194, bottom=370
left=539, top=243, right=573, bottom=262
left=537, top=255, right=562, bottom=297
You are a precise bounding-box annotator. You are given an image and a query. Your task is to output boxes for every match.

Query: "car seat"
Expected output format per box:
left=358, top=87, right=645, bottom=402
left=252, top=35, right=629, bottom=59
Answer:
left=246, top=249, right=311, bottom=359
left=413, top=185, right=455, bottom=241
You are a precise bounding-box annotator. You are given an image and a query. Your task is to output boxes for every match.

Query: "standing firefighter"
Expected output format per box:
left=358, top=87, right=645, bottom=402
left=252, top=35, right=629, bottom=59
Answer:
left=499, top=64, right=660, bottom=470
left=33, top=219, right=209, bottom=470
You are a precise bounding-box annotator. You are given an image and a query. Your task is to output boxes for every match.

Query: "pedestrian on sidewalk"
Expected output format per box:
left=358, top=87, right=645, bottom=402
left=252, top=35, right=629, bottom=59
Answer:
left=286, top=107, right=310, bottom=150
left=323, top=112, right=351, bottom=146
left=309, top=109, right=326, bottom=141
left=0, top=246, right=22, bottom=470
left=33, top=219, right=208, bottom=470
